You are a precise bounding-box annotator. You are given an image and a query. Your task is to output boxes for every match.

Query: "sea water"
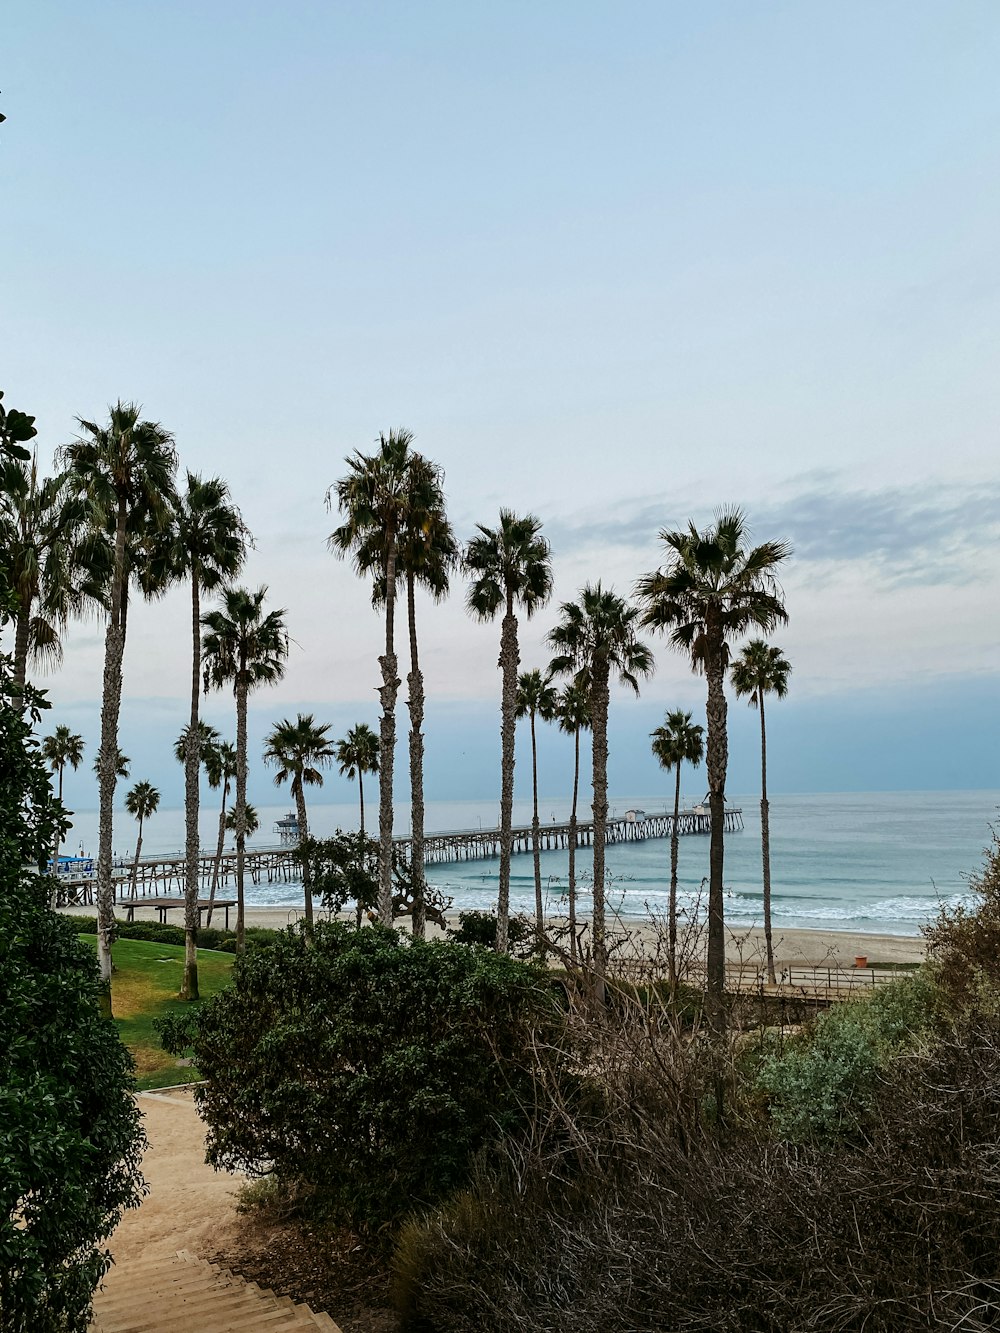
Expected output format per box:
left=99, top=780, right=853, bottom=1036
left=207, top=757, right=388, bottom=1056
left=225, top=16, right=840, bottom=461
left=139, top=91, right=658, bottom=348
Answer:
left=63, top=790, right=999, bottom=937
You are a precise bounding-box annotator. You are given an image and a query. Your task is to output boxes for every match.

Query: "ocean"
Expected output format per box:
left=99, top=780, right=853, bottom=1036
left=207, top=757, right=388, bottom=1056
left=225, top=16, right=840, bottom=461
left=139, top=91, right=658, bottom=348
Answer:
left=62, top=789, right=999, bottom=938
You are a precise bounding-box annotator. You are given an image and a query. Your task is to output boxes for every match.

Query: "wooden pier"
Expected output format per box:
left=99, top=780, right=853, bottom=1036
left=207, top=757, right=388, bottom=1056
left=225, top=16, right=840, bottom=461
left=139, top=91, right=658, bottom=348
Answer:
left=58, top=805, right=743, bottom=903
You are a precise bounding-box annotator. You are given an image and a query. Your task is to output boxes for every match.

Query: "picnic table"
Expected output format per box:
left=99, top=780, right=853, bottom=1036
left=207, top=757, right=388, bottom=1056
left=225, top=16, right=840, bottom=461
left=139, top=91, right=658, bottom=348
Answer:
left=116, top=897, right=238, bottom=930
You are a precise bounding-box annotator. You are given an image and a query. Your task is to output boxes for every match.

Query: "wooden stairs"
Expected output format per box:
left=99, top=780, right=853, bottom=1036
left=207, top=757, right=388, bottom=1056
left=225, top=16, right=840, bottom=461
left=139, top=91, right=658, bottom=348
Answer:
left=90, top=1248, right=343, bottom=1332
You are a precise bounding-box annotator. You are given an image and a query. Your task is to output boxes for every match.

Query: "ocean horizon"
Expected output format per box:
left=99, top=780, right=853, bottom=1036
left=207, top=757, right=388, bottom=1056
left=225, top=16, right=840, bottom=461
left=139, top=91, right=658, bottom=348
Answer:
left=60, top=788, right=999, bottom=939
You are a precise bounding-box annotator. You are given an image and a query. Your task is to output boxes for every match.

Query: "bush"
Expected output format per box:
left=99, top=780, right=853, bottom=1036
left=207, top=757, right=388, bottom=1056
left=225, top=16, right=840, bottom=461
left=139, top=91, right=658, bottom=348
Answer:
left=159, top=921, right=554, bottom=1231
left=447, top=910, right=536, bottom=958
left=62, top=914, right=279, bottom=954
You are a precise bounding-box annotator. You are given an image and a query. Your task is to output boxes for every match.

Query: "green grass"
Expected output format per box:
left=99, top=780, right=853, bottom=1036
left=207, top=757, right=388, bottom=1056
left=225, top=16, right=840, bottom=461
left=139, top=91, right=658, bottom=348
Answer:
left=85, top=937, right=234, bottom=1090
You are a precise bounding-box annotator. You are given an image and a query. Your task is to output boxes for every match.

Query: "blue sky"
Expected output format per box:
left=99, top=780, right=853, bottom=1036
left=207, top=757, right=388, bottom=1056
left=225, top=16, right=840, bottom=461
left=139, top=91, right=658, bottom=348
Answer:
left=3, top=1, right=999, bottom=807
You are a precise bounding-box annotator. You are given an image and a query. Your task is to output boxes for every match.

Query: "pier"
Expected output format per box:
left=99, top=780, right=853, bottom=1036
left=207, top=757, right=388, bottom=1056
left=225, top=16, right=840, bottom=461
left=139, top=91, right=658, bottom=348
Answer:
left=58, top=805, right=743, bottom=904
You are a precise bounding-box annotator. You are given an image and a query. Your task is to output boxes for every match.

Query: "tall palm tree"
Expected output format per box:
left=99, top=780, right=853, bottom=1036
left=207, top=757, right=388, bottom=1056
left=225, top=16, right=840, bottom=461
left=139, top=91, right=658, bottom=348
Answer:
left=124, top=780, right=160, bottom=897
left=636, top=509, right=790, bottom=1023
left=465, top=510, right=553, bottom=954
left=263, top=713, right=336, bottom=934
left=202, top=585, right=288, bottom=952
left=650, top=709, right=705, bottom=985
left=0, top=453, right=88, bottom=690
left=92, top=747, right=130, bottom=781
left=58, top=402, right=177, bottom=1011
left=336, top=723, right=379, bottom=841
left=515, top=668, right=558, bottom=944
left=41, top=724, right=85, bottom=869
left=204, top=738, right=237, bottom=925
left=157, top=474, right=249, bottom=1000
left=328, top=428, right=429, bottom=924
left=731, top=639, right=791, bottom=985
left=555, top=681, right=591, bottom=966
left=549, top=583, right=653, bottom=989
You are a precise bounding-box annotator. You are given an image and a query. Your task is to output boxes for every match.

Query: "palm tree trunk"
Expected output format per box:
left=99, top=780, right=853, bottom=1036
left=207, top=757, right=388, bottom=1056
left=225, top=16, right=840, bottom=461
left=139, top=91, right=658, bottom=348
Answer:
left=406, top=572, right=427, bottom=939
left=590, top=656, right=611, bottom=996
left=670, top=764, right=682, bottom=986
left=355, top=771, right=366, bottom=929
left=530, top=710, right=543, bottom=946
left=759, top=696, right=775, bottom=984
left=497, top=600, right=519, bottom=955
left=12, top=601, right=30, bottom=692
left=568, top=729, right=580, bottom=966
left=206, top=777, right=228, bottom=927
left=181, top=576, right=202, bottom=1000
left=130, top=815, right=145, bottom=896
left=704, top=626, right=729, bottom=1032
left=376, top=535, right=399, bottom=925
left=295, top=779, right=313, bottom=935
left=95, top=503, right=129, bottom=1018
left=235, top=673, right=248, bottom=953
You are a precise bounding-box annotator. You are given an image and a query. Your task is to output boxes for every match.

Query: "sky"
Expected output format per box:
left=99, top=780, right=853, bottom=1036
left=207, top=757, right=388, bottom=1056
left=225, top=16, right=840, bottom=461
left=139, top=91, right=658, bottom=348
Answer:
left=2, top=1, right=999, bottom=812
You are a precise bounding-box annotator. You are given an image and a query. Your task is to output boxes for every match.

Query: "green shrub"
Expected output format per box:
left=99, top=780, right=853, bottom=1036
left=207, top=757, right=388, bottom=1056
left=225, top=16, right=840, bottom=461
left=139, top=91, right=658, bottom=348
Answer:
left=159, top=921, right=554, bottom=1231
left=447, top=910, right=535, bottom=957
left=62, top=914, right=279, bottom=953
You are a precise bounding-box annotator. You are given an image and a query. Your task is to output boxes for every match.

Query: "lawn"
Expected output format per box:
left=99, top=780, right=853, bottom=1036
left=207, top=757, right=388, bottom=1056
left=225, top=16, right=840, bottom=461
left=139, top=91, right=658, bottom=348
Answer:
left=85, top=937, right=234, bottom=1090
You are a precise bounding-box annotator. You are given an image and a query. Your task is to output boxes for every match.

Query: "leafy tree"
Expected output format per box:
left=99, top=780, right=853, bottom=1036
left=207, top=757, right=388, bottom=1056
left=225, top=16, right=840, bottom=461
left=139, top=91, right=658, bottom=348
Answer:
left=263, top=713, right=335, bottom=934
left=41, top=724, right=84, bottom=869
left=555, top=681, right=591, bottom=965
left=650, top=709, right=705, bottom=984
left=155, top=474, right=249, bottom=1000
left=160, top=923, right=549, bottom=1231
left=515, top=668, right=558, bottom=944
left=731, top=640, right=791, bottom=984
left=465, top=511, right=552, bottom=953
left=124, top=780, right=160, bottom=897
left=59, top=402, right=178, bottom=1012
left=0, top=388, right=37, bottom=462
left=336, top=722, right=379, bottom=842
left=549, top=583, right=653, bottom=989
left=294, top=831, right=378, bottom=927
left=0, top=657, right=144, bottom=1332
left=202, top=586, right=288, bottom=952
left=636, top=510, right=789, bottom=1023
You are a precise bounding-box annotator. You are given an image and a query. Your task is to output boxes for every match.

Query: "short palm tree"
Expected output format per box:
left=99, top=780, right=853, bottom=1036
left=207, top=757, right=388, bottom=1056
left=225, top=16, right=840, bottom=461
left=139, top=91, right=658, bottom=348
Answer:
left=173, top=720, right=222, bottom=769
left=157, top=473, right=249, bottom=999
left=41, top=725, right=85, bottom=868
left=328, top=429, right=429, bottom=924
left=92, top=747, right=130, bottom=781
left=650, top=709, right=705, bottom=984
left=549, top=584, right=654, bottom=988
left=336, top=723, right=379, bottom=842
left=555, top=681, right=591, bottom=965
left=204, top=738, right=237, bottom=924
left=58, top=402, right=177, bottom=1009
left=731, top=639, right=791, bottom=984
left=202, top=586, right=288, bottom=952
left=124, top=780, right=160, bottom=897
left=515, top=668, right=558, bottom=943
left=263, top=713, right=336, bottom=934
left=226, top=802, right=259, bottom=838
left=465, top=510, right=552, bottom=953
left=636, top=509, right=790, bottom=1023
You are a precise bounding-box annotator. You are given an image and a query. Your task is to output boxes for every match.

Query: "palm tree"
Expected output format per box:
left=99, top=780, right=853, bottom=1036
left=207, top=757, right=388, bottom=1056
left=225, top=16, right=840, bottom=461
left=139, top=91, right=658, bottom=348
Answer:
left=41, top=725, right=85, bottom=869
left=515, top=668, right=558, bottom=944
left=650, top=709, right=705, bottom=984
left=226, top=802, right=259, bottom=838
left=202, top=586, right=288, bottom=952
left=157, top=474, right=249, bottom=999
left=58, top=402, right=177, bottom=1010
left=555, top=681, right=591, bottom=965
left=92, top=746, right=130, bottom=781
left=328, top=429, right=429, bottom=924
left=263, top=713, right=336, bottom=934
left=636, top=509, right=790, bottom=1023
left=731, top=640, right=791, bottom=985
left=204, top=738, right=237, bottom=925
left=465, top=510, right=553, bottom=953
left=549, top=584, right=654, bottom=989
left=124, top=780, right=160, bottom=898
left=173, top=720, right=222, bottom=769
left=336, top=723, right=379, bottom=841
left=0, top=453, right=88, bottom=690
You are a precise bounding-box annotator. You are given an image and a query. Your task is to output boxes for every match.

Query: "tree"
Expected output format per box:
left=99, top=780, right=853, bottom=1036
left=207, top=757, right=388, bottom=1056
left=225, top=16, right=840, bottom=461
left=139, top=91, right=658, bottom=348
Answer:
left=327, top=429, right=434, bottom=925
left=0, top=453, right=88, bottom=690
left=204, top=738, right=237, bottom=925
left=124, top=780, right=160, bottom=897
left=336, top=722, right=379, bottom=843
left=555, top=681, right=591, bottom=966
left=41, top=723, right=84, bottom=869
left=650, top=709, right=705, bottom=984
left=263, top=713, right=335, bottom=935
left=465, top=511, right=553, bottom=954
left=156, top=474, right=249, bottom=1000
left=549, top=584, right=653, bottom=990
left=0, top=388, right=37, bottom=463
left=92, top=746, right=130, bottom=781
left=226, top=802, right=259, bottom=838
left=202, top=585, right=288, bottom=952
left=636, top=510, right=790, bottom=1024
left=731, top=639, right=791, bottom=984
left=515, top=668, right=558, bottom=945
left=59, top=402, right=177, bottom=1013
